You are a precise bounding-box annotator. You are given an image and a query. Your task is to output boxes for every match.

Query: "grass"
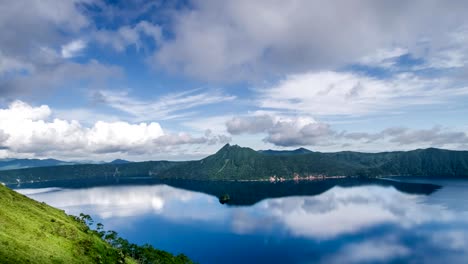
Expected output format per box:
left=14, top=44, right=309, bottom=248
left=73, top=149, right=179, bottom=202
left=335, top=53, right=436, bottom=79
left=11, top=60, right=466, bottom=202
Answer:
left=0, top=184, right=192, bottom=264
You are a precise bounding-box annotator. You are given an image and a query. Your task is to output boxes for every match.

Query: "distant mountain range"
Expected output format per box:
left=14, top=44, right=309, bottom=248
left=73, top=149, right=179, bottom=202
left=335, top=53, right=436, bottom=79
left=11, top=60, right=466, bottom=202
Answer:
left=0, top=158, right=132, bottom=171
left=108, top=159, right=132, bottom=164
left=0, top=158, right=77, bottom=171
left=1, top=144, right=468, bottom=184
left=258, top=147, right=312, bottom=156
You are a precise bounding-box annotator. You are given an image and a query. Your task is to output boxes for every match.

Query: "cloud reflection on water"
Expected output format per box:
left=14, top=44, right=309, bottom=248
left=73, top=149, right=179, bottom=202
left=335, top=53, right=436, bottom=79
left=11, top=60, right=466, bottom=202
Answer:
left=259, top=186, right=457, bottom=239
left=18, top=185, right=217, bottom=219
left=17, top=184, right=465, bottom=240
left=17, top=182, right=468, bottom=264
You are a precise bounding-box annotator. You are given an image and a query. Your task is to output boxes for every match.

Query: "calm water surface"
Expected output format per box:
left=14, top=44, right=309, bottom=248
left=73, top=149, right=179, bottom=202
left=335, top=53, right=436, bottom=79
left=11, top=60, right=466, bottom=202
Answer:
left=14, top=178, right=468, bottom=264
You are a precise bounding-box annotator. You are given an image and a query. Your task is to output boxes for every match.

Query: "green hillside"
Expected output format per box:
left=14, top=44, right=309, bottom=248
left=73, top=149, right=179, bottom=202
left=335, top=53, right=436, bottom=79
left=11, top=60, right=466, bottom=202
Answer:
left=2, top=144, right=468, bottom=183
left=0, top=184, right=192, bottom=264
left=159, top=145, right=468, bottom=180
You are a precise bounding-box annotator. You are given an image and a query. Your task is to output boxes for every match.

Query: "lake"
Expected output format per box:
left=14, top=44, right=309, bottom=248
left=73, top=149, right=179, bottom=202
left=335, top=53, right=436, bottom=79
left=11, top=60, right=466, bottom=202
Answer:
left=13, top=178, right=468, bottom=264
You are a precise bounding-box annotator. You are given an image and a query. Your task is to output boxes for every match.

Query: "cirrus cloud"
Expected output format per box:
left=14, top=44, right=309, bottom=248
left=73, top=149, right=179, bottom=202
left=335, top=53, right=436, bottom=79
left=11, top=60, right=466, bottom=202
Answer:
left=256, top=71, right=468, bottom=116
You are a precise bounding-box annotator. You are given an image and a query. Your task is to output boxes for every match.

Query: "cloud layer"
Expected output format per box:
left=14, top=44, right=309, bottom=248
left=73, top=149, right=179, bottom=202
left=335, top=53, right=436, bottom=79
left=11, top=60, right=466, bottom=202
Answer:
left=227, top=114, right=468, bottom=149
left=153, top=0, right=468, bottom=81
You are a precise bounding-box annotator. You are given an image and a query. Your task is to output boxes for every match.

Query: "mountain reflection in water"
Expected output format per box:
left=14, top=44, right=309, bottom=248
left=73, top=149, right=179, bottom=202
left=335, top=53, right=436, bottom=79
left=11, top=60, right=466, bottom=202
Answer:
left=15, top=178, right=468, bottom=264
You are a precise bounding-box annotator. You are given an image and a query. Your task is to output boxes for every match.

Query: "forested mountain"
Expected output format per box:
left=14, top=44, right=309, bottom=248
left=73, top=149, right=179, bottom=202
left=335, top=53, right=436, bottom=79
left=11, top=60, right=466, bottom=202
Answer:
left=1, top=144, right=468, bottom=184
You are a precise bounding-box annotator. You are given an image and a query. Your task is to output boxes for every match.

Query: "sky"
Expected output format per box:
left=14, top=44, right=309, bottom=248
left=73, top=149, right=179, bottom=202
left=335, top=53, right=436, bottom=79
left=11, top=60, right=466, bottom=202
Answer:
left=1, top=0, right=468, bottom=161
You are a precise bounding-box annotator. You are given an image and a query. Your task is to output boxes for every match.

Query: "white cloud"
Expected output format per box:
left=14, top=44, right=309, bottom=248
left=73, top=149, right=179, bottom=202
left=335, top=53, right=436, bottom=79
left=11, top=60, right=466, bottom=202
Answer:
left=344, top=126, right=468, bottom=146
left=0, top=100, right=229, bottom=159
left=358, top=47, right=408, bottom=68
left=324, top=238, right=410, bottom=264
left=182, top=115, right=232, bottom=134
left=0, top=100, right=51, bottom=121
left=61, top=39, right=87, bottom=58
left=17, top=185, right=206, bottom=219
left=19, top=183, right=459, bottom=238
left=266, top=119, right=334, bottom=147
left=94, top=21, right=162, bottom=52
left=95, top=89, right=236, bottom=121
left=263, top=186, right=454, bottom=239
left=53, top=108, right=122, bottom=126
left=257, top=71, right=468, bottom=116
left=415, top=27, right=468, bottom=70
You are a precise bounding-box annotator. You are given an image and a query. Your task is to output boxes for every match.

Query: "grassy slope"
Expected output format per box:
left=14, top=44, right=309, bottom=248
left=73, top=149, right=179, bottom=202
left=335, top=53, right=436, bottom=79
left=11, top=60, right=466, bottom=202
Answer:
left=0, top=184, right=137, bottom=264
left=0, top=184, right=193, bottom=264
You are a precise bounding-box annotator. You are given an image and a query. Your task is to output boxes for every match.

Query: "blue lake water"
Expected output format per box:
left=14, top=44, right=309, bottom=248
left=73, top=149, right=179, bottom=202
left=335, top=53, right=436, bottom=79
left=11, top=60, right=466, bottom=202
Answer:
left=14, top=178, right=468, bottom=264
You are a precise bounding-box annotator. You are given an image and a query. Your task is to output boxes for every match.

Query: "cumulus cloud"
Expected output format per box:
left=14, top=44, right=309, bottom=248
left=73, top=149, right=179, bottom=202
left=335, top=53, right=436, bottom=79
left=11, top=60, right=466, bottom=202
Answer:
left=152, top=0, right=468, bottom=81
left=0, top=100, right=229, bottom=159
left=226, top=115, right=334, bottom=147
left=266, top=121, right=334, bottom=147
left=226, top=115, right=274, bottom=135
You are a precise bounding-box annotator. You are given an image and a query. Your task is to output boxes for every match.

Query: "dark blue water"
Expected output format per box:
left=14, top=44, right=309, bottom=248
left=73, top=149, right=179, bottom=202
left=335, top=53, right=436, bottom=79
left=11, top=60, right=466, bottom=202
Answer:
left=15, top=178, right=468, bottom=264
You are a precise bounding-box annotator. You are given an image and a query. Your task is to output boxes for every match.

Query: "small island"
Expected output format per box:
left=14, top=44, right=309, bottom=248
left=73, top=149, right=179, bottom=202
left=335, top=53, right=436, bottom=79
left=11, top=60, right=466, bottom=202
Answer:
left=219, top=193, right=230, bottom=204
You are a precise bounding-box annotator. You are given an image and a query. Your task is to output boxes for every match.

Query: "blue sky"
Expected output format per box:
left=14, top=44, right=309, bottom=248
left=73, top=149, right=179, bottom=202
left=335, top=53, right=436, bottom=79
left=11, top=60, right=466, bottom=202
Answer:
left=1, top=0, right=468, bottom=161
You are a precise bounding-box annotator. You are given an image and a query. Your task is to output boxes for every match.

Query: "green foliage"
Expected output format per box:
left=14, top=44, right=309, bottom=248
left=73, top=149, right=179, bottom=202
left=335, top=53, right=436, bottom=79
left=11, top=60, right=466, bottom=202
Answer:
left=0, top=184, right=193, bottom=264
left=82, top=216, right=193, bottom=264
